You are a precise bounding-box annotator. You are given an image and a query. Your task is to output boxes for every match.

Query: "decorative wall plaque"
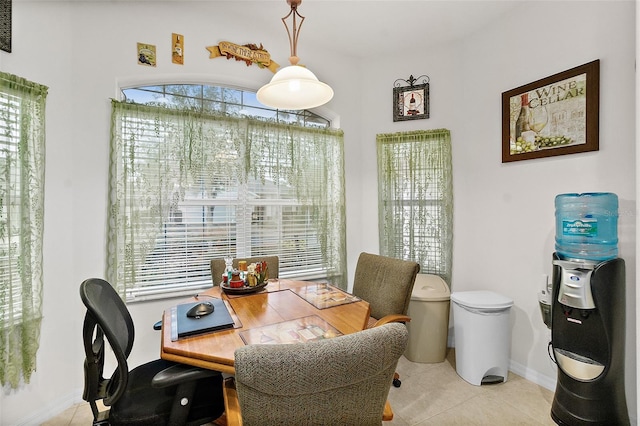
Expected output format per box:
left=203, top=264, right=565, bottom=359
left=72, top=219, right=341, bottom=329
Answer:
left=137, top=42, right=156, bottom=67
left=393, top=74, right=430, bottom=122
left=206, top=41, right=279, bottom=73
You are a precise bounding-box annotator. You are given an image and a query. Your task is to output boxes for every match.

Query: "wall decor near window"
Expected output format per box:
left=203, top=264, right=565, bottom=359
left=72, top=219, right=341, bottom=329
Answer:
left=393, top=74, right=430, bottom=122
left=172, top=33, right=184, bottom=65
left=137, top=42, right=156, bottom=67
left=206, top=40, right=279, bottom=72
left=502, top=59, right=599, bottom=163
left=0, top=0, right=10, bottom=53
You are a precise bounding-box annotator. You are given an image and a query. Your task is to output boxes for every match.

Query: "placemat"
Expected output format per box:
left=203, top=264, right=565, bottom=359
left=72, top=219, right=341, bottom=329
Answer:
left=239, top=315, right=342, bottom=345
left=290, top=283, right=361, bottom=309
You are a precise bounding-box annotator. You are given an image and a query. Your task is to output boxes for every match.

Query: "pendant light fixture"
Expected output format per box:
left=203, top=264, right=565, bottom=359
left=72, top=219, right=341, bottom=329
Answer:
left=257, top=0, right=334, bottom=110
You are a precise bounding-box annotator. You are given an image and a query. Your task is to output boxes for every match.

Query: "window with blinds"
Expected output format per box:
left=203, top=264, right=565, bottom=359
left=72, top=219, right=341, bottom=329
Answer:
left=0, top=71, right=47, bottom=388
left=0, top=92, right=22, bottom=321
left=109, top=85, right=345, bottom=301
left=0, top=78, right=46, bottom=320
left=376, top=129, right=453, bottom=284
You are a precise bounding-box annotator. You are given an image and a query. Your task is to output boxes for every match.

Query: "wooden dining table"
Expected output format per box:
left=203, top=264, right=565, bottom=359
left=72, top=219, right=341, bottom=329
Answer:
left=160, top=279, right=371, bottom=374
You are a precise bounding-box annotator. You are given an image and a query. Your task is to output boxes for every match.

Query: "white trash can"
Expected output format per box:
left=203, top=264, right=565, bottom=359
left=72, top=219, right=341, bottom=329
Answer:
left=405, top=274, right=450, bottom=363
left=450, top=290, right=513, bottom=386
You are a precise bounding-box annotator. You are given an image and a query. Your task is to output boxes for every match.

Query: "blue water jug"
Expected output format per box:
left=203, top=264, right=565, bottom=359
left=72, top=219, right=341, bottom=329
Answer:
left=555, top=192, right=618, bottom=261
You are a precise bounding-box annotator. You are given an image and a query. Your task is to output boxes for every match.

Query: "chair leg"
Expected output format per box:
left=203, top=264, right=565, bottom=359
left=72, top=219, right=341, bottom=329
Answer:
left=167, top=381, right=198, bottom=425
left=89, top=401, right=110, bottom=426
left=392, top=372, right=401, bottom=388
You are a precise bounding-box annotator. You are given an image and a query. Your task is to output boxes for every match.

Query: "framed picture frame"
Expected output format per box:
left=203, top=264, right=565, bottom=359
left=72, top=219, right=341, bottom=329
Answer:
left=501, top=59, right=599, bottom=163
left=137, top=42, right=156, bottom=67
left=393, top=81, right=429, bottom=122
left=0, top=0, right=11, bottom=53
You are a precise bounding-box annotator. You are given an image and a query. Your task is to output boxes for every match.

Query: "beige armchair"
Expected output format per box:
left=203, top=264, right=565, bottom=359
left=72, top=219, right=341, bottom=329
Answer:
left=210, top=256, right=279, bottom=286
left=222, top=322, right=409, bottom=426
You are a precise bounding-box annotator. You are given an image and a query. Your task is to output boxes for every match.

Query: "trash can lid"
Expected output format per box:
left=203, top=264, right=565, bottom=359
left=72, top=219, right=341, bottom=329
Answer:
left=450, top=291, right=513, bottom=310
left=411, top=274, right=450, bottom=302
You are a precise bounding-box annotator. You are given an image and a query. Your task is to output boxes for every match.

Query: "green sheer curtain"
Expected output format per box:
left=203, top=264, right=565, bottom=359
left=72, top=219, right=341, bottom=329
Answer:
left=0, top=72, right=47, bottom=388
left=107, top=100, right=347, bottom=297
left=376, top=129, right=453, bottom=284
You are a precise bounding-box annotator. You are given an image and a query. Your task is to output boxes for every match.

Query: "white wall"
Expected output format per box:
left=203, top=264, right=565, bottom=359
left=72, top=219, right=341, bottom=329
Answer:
left=0, top=2, right=80, bottom=422
left=0, top=1, right=636, bottom=425
left=0, top=2, right=361, bottom=424
left=359, top=0, right=637, bottom=422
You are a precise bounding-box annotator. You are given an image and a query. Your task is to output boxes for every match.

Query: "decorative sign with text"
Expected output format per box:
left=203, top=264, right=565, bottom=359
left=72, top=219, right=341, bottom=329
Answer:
left=206, top=41, right=279, bottom=73
left=502, top=60, right=599, bottom=163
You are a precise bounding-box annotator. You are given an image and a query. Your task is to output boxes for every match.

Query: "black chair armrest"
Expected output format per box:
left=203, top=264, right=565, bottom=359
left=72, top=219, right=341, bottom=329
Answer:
left=153, top=320, right=162, bottom=331
left=151, top=363, right=219, bottom=388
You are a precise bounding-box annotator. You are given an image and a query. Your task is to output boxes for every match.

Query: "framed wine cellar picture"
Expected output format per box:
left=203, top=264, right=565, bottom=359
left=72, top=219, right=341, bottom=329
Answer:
left=501, top=59, right=599, bottom=163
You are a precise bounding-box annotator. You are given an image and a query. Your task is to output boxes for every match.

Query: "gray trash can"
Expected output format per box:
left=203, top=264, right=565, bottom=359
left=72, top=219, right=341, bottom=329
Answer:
left=405, top=274, right=450, bottom=363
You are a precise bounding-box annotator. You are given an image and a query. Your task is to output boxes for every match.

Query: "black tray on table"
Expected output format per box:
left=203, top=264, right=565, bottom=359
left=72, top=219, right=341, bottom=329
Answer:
left=220, top=281, right=268, bottom=294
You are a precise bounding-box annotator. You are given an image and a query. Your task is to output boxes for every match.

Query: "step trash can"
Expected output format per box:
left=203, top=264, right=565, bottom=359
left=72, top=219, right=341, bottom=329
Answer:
left=450, top=290, right=513, bottom=386
left=405, top=274, right=451, bottom=363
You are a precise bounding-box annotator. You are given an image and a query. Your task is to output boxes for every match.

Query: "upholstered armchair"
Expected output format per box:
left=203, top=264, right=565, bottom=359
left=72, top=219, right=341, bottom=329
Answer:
left=222, top=322, right=409, bottom=425
left=352, top=252, right=420, bottom=386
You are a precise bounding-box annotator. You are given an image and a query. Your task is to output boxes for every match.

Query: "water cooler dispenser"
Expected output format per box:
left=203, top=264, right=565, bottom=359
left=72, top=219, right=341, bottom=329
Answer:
left=542, top=193, right=629, bottom=425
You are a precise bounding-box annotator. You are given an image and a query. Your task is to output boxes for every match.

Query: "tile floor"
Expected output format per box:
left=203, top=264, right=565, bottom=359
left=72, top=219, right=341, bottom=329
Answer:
left=42, top=349, right=556, bottom=426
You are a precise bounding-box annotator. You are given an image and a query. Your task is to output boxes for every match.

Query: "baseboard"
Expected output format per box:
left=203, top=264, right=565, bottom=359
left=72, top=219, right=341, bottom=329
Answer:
left=16, top=389, right=83, bottom=426
left=508, top=358, right=557, bottom=392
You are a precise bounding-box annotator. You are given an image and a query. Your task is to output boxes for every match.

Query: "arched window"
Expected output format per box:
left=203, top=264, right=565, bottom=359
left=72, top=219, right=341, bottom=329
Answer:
left=122, top=84, right=330, bottom=128
left=108, top=84, right=346, bottom=301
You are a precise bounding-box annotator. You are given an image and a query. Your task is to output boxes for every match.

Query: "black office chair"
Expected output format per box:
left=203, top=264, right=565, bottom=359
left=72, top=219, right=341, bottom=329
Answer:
left=80, top=278, right=225, bottom=426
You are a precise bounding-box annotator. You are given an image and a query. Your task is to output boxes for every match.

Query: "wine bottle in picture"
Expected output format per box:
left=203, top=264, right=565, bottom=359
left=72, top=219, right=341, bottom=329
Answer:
left=514, top=93, right=530, bottom=140
left=407, top=93, right=418, bottom=115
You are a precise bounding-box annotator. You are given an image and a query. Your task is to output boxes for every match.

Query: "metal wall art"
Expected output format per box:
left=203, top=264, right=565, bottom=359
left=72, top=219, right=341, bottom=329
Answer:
left=393, top=74, right=430, bottom=122
left=0, top=0, right=11, bottom=53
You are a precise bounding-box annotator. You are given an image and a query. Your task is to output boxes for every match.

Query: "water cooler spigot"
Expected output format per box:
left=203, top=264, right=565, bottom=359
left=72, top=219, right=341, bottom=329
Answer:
left=552, top=259, right=597, bottom=310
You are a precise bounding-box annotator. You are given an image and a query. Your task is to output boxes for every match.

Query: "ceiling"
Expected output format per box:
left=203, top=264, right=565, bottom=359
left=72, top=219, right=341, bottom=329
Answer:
left=237, top=0, right=524, bottom=60
left=17, top=0, right=523, bottom=60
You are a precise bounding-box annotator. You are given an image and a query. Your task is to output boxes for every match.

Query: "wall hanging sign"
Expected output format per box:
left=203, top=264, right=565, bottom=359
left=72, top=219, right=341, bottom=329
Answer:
left=137, top=42, right=156, bottom=67
left=172, top=33, right=184, bottom=65
left=393, top=75, right=430, bottom=122
left=0, top=0, right=10, bottom=53
left=206, top=41, right=279, bottom=73
left=502, top=59, right=599, bottom=163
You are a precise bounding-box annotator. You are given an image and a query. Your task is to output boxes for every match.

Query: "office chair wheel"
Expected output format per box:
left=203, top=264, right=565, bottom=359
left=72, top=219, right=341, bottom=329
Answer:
left=392, top=378, right=401, bottom=387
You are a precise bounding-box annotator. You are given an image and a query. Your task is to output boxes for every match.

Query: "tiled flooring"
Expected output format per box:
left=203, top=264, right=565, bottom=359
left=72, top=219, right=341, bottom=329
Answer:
left=42, top=349, right=555, bottom=425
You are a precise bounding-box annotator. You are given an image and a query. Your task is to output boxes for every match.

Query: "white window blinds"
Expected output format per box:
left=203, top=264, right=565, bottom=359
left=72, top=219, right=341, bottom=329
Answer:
left=0, top=72, right=47, bottom=388
left=376, top=129, right=453, bottom=284
left=107, top=101, right=346, bottom=301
